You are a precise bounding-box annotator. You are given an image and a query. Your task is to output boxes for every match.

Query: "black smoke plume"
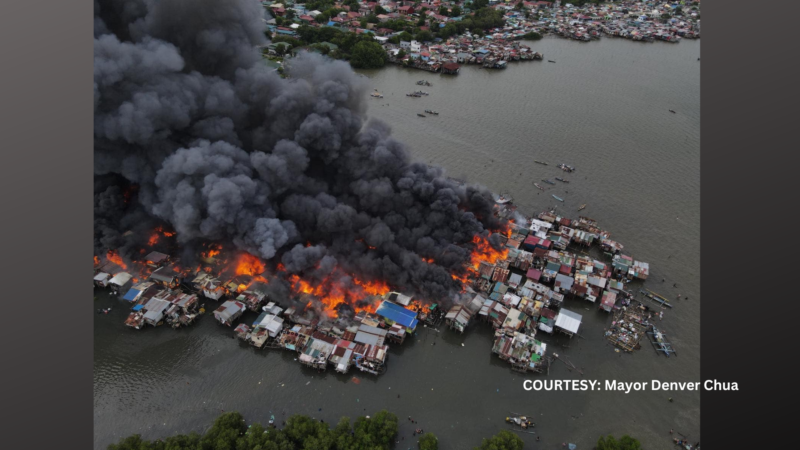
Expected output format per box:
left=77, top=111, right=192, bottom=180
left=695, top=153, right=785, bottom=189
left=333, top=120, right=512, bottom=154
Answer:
left=94, top=0, right=504, bottom=303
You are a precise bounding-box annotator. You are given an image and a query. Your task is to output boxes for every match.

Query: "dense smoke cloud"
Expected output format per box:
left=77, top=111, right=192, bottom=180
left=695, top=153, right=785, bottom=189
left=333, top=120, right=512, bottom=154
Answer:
left=94, top=0, right=504, bottom=301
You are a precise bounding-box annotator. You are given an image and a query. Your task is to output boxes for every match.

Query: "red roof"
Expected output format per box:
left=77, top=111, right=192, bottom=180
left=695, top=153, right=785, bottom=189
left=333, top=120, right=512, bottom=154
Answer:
left=526, top=268, right=542, bottom=281
left=559, top=264, right=571, bottom=275
left=524, top=236, right=540, bottom=247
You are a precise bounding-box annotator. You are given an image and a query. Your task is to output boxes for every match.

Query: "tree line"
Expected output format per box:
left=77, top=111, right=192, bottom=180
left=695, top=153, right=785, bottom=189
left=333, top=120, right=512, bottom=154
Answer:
left=107, top=411, right=528, bottom=450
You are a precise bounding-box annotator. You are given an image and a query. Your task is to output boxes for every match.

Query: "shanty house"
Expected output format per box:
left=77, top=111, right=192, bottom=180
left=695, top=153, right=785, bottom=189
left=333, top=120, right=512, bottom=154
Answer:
left=354, top=324, right=388, bottom=347
left=600, top=290, right=617, bottom=312
left=375, top=300, right=419, bottom=334
left=383, top=291, right=412, bottom=306
left=142, top=298, right=171, bottom=326
left=149, top=267, right=179, bottom=288
left=94, top=272, right=111, bottom=288
left=213, top=300, right=246, bottom=326
left=144, top=251, right=169, bottom=268
left=109, top=272, right=133, bottom=296
left=554, top=308, right=582, bottom=338
left=554, top=273, right=574, bottom=294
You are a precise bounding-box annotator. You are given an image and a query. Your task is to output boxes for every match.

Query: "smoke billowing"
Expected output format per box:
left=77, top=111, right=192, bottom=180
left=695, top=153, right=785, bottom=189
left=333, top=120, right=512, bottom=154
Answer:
left=94, top=0, right=505, bottom=305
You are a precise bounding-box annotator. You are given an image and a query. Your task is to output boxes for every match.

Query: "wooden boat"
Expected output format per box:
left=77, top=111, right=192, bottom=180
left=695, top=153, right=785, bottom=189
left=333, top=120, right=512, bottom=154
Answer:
left=669, top=109, right=676, bottom=113
left=552, top=195, right=564, bottom=202
left=534, top=160, right=548, bottom=165
left=505, top=414, right=534, bottom=429
left=548, top=60, right=556, bottom=63
left=495, top=194, right=512, bottom=204
left=424, top=109, right=439, bottom=115
left=639, top=289, right=673, bottom=308
left=542, top=179, right=556, bottom=185
left=417, top=113, right=426, bottom=117
left=557, top=163, right=575, bottom=172
left=555, top=177, right=569, bottom=183
left=647, top=326, right=677, bottom=357
left=578, top=204, right=587, bottom=211
left=370, top=91, right=383, bottom=98
left=534, top=183, right=545, bottom=191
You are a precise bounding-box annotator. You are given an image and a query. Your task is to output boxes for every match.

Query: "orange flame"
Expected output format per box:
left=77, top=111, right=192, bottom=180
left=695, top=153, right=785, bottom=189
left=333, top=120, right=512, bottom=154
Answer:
left=235, top=253, right=265, bottom=277
left=288, top=270, right=387, bottom=318
left=94, top=255, right=100, bottom=266
left=106, top=250, right=127, bottom=270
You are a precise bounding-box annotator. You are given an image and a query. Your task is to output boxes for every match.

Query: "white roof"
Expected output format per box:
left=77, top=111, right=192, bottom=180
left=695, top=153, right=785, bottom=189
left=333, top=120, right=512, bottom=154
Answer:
left=555, top=309, right=582, bottom=334
left=94, top=272, right=110, bottom=281
left=109, top=272, right=132, bottom=286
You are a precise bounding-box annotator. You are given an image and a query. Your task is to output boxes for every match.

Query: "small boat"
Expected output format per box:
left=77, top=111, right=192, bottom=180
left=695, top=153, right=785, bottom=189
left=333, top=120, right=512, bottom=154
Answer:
left=548, top=60, right=556, bottom=63
left=534, top=183, right=545, bottom=191
left=542, top=179, right=556, bottom=185
left=505, top=415, right=534, bottom=429
left=269, top=415, right=275, bottom=425
left=555, top=177, right=569, bottom=183
left=669, top=109, right=676, bottom=113
left=534, top=160, right=548, bottom=165
left=552, top=195, right=564, bottom=202
left=578, top=204, right=587, bottom=211
left=557, top=163, right=575, bottom=173
left=647, top=325, right=677, bottom=357
left=424, top=109, right=439, bottom=115
left=417, top=113, right=426, bottom=117
left=370, top=91, right=383, bottom=98
left=495, top=194, right=512, bottom=204
left=640, top=289, right=673, bottom=308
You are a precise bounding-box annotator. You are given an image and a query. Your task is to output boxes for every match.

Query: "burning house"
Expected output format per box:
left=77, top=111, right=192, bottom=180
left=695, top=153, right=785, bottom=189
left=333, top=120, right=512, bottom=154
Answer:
left=149, top=267, right=180, bottom=289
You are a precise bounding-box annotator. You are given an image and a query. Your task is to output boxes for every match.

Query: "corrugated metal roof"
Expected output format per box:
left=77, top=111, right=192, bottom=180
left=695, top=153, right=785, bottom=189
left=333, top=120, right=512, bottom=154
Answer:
left=555, top=309, right=582, bottom=334
left=375, top=300, right=419, bottom=329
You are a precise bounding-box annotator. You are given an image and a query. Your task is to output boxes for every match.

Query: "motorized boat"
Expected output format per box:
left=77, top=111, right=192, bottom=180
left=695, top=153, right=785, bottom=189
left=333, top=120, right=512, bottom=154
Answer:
left=555, top=177, right=569, bottom=183
left=578, top=204, right=587, bottom=211
left=557, top=163, right=575, bottom=172
left=534, top=160, right=548, bottom=165
left=542, top=179, right=556, bottom=185
left=552, top=195, right=564, bottom=202
left=417, top=113, right=426, bottom=117
left=506, top=413, right=534, bottom=429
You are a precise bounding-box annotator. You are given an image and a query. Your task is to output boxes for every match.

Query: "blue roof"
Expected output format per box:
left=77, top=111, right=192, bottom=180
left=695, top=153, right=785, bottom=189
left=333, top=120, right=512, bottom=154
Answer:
left=132, top=304, right=144, bottom=311
left=327, top=21, right=336, bottom=26
left=376, top=301, right=419, bottom=329
left=122, top=288, right=141, bottom=301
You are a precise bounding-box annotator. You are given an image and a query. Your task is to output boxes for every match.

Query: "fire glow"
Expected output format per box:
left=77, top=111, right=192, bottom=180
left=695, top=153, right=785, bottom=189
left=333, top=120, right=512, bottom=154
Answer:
left=287, top=269, right=389, bottom=319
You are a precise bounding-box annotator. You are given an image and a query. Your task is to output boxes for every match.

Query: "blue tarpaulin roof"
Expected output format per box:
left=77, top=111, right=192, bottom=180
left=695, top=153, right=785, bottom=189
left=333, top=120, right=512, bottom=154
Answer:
left=123, top=288, right=141, bottom=302
left=376, top=300, right=419, bottom=329
left=132, top=304, right=144, bottom=311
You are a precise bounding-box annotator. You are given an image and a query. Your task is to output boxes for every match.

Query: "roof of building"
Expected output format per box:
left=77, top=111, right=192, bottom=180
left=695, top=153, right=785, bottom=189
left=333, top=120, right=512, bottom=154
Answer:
left=375, top=300, right=419, bottom=329
left=555, top=309, right=582, bottom=333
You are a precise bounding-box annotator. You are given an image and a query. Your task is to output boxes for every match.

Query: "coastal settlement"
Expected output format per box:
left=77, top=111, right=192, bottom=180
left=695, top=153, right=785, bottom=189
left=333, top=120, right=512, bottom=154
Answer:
left=95, top=191, right=671, bottom=377
left=260, top=1, right=700, bottom=74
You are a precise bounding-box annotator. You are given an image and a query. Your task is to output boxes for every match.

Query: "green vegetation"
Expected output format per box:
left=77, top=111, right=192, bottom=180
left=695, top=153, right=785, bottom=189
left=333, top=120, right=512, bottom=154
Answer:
left=107, top=412, right=542, bottom=450
left=349, top=40, right=388, bottom=69
left=597, top=434, right=643, bottom=450
left=419, top=432, right=438, bottom=450
left=523, top=31, right=542, bottom=41
left=473, top=429, right=524, bottom=450
left=108, top=411, right=399, bottom=450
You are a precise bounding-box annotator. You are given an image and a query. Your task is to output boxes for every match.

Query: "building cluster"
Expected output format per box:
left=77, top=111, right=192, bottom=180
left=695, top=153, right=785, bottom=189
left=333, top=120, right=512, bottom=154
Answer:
left=261, top=1, right=699, bottom=73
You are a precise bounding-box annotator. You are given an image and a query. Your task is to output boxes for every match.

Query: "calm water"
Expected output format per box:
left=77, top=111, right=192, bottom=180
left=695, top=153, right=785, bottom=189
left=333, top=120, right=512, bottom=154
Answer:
left=94, top=37, right=700, bottom=450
